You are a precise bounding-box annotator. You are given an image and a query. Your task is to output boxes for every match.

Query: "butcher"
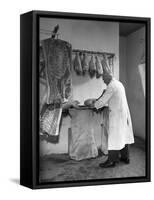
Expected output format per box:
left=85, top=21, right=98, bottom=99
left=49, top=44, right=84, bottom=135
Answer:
left=92, top=60, right=134, bottom=168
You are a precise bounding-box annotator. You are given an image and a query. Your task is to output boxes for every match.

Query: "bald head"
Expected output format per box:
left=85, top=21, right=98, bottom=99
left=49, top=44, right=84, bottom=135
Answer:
left=102, top=73, right=113, bottom=85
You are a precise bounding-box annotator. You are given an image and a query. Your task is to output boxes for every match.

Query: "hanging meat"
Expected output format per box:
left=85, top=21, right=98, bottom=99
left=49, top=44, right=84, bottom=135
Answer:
left=101, top=56, right=112, bottom=75
left=89, top=55, right=96, bottom=78
left=40, top=38, right=72, bottom=139
left=109, top=57, right=114, bottom=75
left=73, top=52, right=83, bottom=75
left=81, top=53, right=89, bottom=75
left=40, top=103, right=63, bottom=141
left=95, top=55, right=103, bottom=78
left=41, top=39, right=72, bottom=104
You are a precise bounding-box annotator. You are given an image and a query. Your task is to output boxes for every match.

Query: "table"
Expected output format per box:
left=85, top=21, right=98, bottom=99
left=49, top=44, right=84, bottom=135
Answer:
left=68, top=106, right=109, bottom=160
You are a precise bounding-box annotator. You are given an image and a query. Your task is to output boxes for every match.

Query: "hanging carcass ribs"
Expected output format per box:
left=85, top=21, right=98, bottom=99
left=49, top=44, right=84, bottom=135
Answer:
left=40, top=39, right=72, bottom=139
left=42, top=38, right=72, bottom=104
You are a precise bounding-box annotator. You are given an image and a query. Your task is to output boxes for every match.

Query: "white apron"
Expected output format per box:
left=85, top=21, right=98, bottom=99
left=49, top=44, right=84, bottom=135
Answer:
left=95, top=79, right=134, bottom=150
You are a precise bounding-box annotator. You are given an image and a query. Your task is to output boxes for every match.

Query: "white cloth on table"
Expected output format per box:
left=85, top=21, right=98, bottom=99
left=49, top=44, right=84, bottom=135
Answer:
left=68, top=108, right=98, bottom=161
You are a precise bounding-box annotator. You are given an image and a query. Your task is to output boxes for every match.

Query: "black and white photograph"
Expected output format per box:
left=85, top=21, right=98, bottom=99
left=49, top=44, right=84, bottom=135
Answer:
left=0, top=0, right=153, bottom=197
left=38, top=14, right=149, bottom=184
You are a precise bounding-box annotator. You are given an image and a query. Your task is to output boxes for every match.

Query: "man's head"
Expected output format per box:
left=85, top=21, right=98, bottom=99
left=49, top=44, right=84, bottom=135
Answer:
left=102, top=73, right=112, bottom=85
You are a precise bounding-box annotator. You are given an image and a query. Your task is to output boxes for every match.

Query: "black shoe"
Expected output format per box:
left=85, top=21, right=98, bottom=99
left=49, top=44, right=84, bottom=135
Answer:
left=99, top=160, right=116, bottom=168
left=120, top=158, right=130, bottom=164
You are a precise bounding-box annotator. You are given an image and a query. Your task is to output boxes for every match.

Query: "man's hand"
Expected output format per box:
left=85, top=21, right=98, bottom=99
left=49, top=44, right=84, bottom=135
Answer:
left=62, top=100, right=80, bottom=109
left=89, top=100, right=96, bottom=108
left=70, top=100, right=80, bottom=108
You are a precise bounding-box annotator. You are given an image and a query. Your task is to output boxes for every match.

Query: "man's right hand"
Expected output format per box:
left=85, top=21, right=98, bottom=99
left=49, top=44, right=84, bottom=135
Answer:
left=89, top=100, right=96, bottom=108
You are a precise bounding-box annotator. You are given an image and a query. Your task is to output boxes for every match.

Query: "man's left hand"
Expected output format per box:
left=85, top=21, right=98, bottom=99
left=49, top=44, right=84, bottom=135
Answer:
left=89, top=100, right=96, bottom=108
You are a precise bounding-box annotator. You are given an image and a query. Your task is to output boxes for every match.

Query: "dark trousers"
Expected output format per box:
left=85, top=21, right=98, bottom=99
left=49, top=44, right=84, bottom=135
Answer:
left=108, top=145, right=129, bottom=162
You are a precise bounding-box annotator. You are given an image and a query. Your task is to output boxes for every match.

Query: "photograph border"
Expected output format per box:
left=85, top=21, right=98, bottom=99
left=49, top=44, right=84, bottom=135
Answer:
left=20, top=10, right=151, bottom=189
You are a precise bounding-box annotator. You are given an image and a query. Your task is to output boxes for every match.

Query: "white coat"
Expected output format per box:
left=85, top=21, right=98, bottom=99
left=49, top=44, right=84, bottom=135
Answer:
left=94, top=78, right=134, bottom=150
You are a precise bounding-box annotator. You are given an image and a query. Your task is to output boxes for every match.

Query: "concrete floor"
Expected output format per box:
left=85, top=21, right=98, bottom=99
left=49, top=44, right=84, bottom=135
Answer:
left=39, top=137, right=145, bottom=182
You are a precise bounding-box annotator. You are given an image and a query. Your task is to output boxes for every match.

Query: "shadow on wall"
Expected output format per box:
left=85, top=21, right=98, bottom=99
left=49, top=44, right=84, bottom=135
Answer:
left=126, top=61, right=145, bottom=140
left=120, top=27, right=145, bottom=140
left=72, top=68, right=105, bottom=105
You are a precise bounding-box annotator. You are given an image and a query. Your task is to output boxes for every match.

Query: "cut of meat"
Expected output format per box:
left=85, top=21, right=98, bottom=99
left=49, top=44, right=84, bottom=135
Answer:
left=89, top=55, right=96, bottom=78
left=81, top=53, right=89, bottom=75
left=101, top=57, right=112, bottom=75
left=40, top=39, right=72, bottom=140
left=95, top=56, right=103, bottom=78
left=40, top=105, right=62, bottom=137
left=73, top=52, right=83, bottom=75
left=42, top=39, right=72, bottom=104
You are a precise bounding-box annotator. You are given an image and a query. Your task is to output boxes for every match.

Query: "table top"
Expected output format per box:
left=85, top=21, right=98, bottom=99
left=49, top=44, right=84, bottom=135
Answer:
left=68, top=105, right=109, bottom=111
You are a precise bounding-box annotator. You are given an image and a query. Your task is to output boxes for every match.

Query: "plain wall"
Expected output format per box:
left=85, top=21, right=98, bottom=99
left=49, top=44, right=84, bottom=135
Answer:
left=119, top=27, right=145, bottom=140
left=119, top=37, right=127, bottom=88
left=40, top=18, right=119, bottom=155
left=40, top=18, right=119, bottom=104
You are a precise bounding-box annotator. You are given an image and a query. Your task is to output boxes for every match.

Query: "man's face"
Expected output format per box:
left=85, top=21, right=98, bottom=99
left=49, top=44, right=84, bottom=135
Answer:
left=102, top=74, right=111, bottom=85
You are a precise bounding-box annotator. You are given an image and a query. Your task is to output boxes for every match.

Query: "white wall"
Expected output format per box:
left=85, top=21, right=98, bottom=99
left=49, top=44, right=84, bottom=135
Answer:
left=40, top=18, right=119, bottom=104
left=40, top=18, right=119, bottom=154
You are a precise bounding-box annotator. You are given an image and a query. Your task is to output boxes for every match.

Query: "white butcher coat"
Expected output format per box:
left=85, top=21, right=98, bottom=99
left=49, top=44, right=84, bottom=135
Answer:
left=94, top=78, right=134, bottom=150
